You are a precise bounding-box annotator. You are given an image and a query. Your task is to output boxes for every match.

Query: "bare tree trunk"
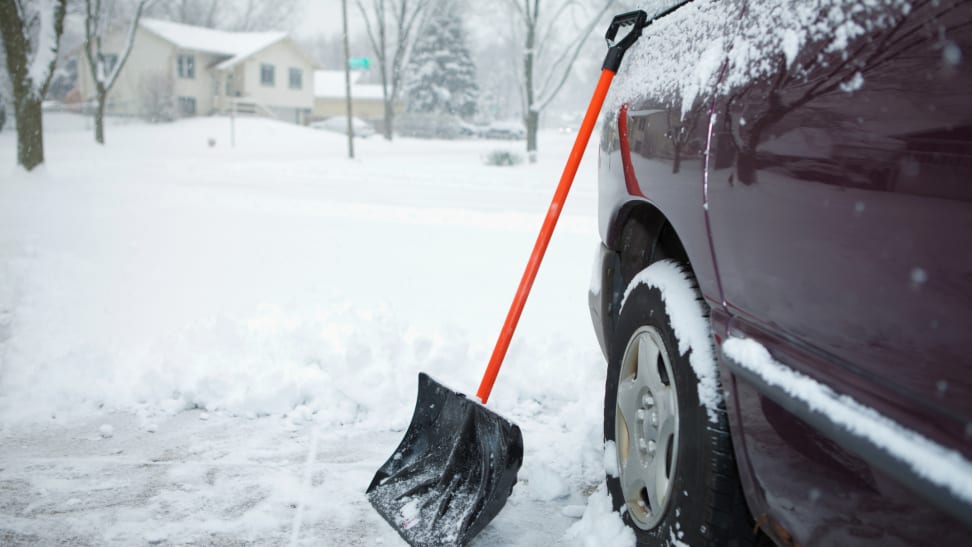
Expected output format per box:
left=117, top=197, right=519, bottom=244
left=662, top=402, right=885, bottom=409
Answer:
left=357, top=0, right=435, bottom=141
left=384, top=98, right=394, bottom=140
left=512, top=0, right=615, bottom=163
left=378, top=17, right=392, bottom=141
left=0, top=0, right=68, bottom=171
left=387, top=0, right=427, bottom=140
left=0, top=0, right=44, bottom=169
left=95, top=91, right=107, bottom=144
left=84, top=0, right=150, bottom=145
left=358, top=0, right=394, bottom=140
left=15, top=95, right=45, bottom=170
left=522, top=1, right=538, bottom=163
left=341, top=0, right=355, bottom=158
left=525, top=110, right=539, bottom=163
left=379, top=58, right=392, bottom=140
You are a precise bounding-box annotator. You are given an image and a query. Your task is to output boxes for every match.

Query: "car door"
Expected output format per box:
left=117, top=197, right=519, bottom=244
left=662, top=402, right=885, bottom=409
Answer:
left=706, top=1, right=972, bottom=544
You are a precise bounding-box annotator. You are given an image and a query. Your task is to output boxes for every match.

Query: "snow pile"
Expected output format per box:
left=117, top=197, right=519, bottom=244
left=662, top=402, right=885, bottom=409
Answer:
left=1, top=299, right=491, bottom=428
left=525, top=463, right=570, bottom=501
left=564, top=484, right=635, bottom=547
left=621, top=260, right=721, bottom=422
left=723, top=337, right=972, bottom=505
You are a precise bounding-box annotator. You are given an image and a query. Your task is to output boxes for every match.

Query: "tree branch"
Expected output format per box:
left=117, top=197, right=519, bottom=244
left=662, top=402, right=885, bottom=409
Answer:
left=533, top=0, right=615, bottom=112
left=105, top=0, right=151, bottom=93
left=355, top=0, right=383, bottom=64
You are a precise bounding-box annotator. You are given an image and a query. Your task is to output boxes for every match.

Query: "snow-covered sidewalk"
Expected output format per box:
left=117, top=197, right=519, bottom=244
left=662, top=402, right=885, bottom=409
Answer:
left=0, top=115, right=628, bottom=545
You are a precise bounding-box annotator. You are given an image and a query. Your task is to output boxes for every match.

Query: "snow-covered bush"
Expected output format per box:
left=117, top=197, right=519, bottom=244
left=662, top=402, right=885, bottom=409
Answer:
left=483, top=149, right=523, bottom=166
left=138, top=72, right=175, bottom=123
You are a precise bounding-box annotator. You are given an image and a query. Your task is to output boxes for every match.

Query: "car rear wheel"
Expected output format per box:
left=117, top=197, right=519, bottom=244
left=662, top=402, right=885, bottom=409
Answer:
left=604, top=260, right=758, bottom=546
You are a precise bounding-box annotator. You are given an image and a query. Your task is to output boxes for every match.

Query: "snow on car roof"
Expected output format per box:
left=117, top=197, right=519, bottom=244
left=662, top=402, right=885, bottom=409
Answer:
left=140, top=18, right=287, bottom=69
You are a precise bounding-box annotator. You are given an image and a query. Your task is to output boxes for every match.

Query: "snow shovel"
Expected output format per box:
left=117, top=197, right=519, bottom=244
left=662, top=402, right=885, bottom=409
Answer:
left=367, top=9, right=653, bottom=546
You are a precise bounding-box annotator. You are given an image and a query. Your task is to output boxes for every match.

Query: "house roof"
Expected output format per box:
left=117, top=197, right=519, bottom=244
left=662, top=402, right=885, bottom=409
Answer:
left=139, top=18, right=287, bottom=70
left=314, top=70, right=384, bottom=101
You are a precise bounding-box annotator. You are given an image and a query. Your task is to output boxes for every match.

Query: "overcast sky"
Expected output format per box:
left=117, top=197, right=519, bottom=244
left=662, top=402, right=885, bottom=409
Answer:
left=297, top=0, right=362, bottom=39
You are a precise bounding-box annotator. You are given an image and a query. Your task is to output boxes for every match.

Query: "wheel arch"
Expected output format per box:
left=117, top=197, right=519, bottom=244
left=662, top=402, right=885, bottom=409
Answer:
left=593, top=199, right=697, bottom=362
left=608, top=199, right=692, bottom=292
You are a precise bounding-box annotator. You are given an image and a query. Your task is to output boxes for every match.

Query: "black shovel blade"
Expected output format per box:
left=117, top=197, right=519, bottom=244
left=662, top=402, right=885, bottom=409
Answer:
left=367, top=372, right=524, bottom=546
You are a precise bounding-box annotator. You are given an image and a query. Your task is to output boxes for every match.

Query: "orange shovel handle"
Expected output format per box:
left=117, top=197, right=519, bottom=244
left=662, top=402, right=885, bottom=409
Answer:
left=476, top=68, right=617, bottom=404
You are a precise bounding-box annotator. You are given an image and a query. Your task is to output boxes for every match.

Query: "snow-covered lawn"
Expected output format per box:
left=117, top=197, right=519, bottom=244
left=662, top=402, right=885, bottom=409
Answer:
left=0, top=115, right=626, bottom=545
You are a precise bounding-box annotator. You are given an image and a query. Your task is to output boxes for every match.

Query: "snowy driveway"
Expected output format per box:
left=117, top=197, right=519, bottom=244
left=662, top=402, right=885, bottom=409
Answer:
left=1, top=412, right=582, bottom=545
left=0, top=116, right=630, bottom=545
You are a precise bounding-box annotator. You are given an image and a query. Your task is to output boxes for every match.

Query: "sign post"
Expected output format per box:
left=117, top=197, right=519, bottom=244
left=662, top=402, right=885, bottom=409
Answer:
left=341, top=0, right=355, bottom=159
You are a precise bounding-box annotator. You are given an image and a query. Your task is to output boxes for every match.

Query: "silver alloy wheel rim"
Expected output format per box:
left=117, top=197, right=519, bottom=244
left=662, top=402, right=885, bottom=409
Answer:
left=615, top=326, right=680, bottom=530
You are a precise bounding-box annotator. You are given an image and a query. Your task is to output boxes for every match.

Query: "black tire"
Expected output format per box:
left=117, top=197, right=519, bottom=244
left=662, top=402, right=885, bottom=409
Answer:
left=603, top=260, right=757, bottom=546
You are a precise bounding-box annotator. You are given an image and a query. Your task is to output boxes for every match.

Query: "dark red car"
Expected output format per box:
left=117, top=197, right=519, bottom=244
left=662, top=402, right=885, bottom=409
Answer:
left=589, top=1, right=972, bottom=545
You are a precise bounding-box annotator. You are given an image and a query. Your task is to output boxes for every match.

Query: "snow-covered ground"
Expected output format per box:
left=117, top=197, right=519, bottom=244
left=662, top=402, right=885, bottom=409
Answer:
left=0, top=114, right=629, bottom=545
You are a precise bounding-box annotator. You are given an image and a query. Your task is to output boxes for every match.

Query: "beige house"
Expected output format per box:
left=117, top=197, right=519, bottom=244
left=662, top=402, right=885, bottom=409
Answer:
left=77, top=18, right=317, bottom=124
left=313, top=70, right=390, bottom=126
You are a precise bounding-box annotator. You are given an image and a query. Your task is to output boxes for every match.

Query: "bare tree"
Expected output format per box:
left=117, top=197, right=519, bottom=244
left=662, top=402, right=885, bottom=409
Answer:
left=148, top=0, right=220, bottom=27
left=0, top=41, right=10, bottom=131
left=232, top=0, right=300, bottom=31
left=509, top=0, right=615, bottom=162
left=83, top=0, right=152, bottom=144
left=355, top=0, right=437, bottom=140
left=0, top=0, right=69, bottom=171
left=147, top=0, right=300, bottom=31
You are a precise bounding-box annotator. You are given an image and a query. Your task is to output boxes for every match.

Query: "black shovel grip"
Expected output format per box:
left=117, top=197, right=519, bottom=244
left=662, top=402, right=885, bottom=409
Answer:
left=605, top=10, right=648, bottom=47
left=603, top=2, right=697, bottom=72
left=602, top=10, right=648, bottom=72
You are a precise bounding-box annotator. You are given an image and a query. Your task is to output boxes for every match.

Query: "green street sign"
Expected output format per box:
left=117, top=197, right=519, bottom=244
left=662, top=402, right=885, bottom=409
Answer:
left=348, top=57, right=371, bottom=70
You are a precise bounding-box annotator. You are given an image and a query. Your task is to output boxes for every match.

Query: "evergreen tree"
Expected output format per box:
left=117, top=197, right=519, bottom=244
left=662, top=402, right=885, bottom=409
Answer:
left=405, top=6, right=478, bottom=119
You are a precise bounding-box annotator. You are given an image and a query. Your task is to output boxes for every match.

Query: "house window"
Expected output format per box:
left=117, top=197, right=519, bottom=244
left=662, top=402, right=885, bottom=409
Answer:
left=177, top=96, right=197, bottom=116
left=260, top=64, right=275, bottom=86
left=177, top=54, right=195, bottom=79
left=288, top=67, right=302, bottom=90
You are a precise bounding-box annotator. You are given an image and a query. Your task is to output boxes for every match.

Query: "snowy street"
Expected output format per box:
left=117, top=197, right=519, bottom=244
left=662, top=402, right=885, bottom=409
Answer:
left=0, top=115, right=631, bottom=545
